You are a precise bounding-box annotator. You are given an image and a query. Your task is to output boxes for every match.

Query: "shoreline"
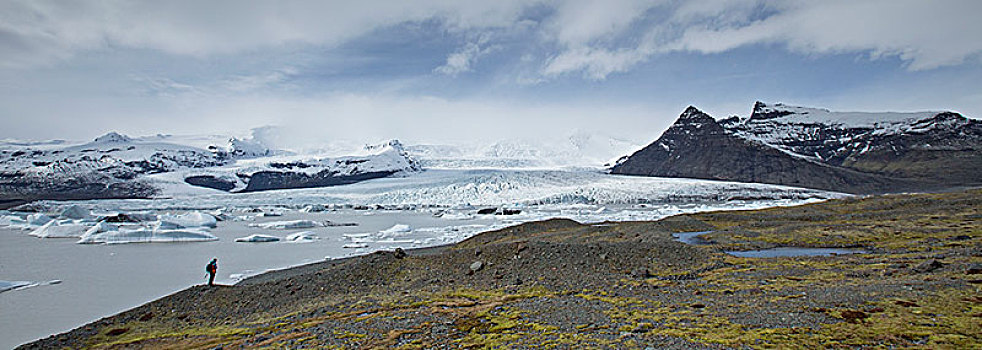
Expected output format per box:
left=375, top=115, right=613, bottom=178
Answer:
left=19, top=188, right=982, bottom=348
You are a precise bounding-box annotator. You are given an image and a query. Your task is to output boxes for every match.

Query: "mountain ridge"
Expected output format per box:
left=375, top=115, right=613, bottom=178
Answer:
left=611, top=102, right=982, bottom=194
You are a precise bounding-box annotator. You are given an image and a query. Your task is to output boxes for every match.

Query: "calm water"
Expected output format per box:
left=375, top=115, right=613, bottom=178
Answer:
left=0, top=210, right=496, bottom=349
left=672, top=231, right=866, bottom=258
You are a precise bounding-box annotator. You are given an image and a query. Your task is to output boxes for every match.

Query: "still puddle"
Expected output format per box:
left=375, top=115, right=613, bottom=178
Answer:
left=673, top=231, right=866, bottom=257
left=725, top=247, right=865, bottom=258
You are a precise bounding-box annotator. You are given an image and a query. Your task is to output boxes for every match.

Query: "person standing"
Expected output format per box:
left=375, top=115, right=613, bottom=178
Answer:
left=206, top=258, right=218, bottom=286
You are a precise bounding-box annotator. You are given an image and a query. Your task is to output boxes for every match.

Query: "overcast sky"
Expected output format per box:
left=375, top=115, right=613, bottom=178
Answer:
left=1, top=0, right=980, bottom=146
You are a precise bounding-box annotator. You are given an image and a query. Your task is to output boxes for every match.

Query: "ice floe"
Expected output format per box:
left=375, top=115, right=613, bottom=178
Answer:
left=234, top=234, right=281, bottom=243
left=0, top=280, right=33, bottom=293
left=157, top=211, right=218, bottom=229
left=28, top=220, right=91, bottom=238
left=249, top=220, right=323, bottom=230
left=377, top=224, right=412, bottom=239
left=284, top=231, right=318, bottom=243
left=78, top=226, right=217, bottom=244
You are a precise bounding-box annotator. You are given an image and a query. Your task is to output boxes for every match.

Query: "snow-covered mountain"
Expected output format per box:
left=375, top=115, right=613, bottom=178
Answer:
left=0, top=132, right=420, bottom=206
left=612, top=102, right=982, bottom=194
left=407, top=132, right=642, bottom=169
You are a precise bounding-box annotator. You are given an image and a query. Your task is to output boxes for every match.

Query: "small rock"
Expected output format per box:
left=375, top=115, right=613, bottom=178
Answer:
left=393, top=248, right=407, bottom=259
left=689, top=303, right=706, bottom=309
left=840, top=310, right=868, bottom=323
left=630, top=268, right=651, bottom=278
left=895, top=300, right=919, bottom=307
left=477, top=208, right=496, bottom=215
left=913, top=259, right=945, bottom=273
left=497, top=208, right=521, bottom=215
left=966, top=264, right=982, bottom=275
left=599, top=253, right=608, bottom=260
left=470, top=261, right=484, bottom=273
left=105, top=327, right=129, bottom=336
left=138, top=312, right=154, bottom=322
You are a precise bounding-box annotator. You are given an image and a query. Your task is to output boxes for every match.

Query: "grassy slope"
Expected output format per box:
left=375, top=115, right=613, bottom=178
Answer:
left=22, top=190, right=981, bottom=349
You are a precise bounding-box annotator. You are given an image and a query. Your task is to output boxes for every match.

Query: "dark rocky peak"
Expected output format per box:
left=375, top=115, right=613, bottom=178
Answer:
left=911, top=111, right=972, bottom=129
left=93, top=132, right=133, bottom=143
left=679, top=106, right=711, bottom=121
left=750, top=101, right=796, bottom=121
left=667, top=106, right=725, bottom=135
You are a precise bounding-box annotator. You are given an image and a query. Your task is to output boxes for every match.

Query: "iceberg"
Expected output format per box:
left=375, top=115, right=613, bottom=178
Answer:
left=157, top=211, right=218, bottom=229
left=377, top=224, right=412, bottom=239
left=0, top=280, right=33, bottom=293
left=59, top=205, right=93, bottom=220
left=284, top=231, right=318, bottom=243
left=77, top=226, right=217, bottom=244
left=26, top=213, right=54, bottom=227
left=0, top=215, right=27, bottom=227
left=28, top=220, right=91, bottom=238
left=234, top=234, right=281, bottom=243
left=249, top=220, right=323, bottom=230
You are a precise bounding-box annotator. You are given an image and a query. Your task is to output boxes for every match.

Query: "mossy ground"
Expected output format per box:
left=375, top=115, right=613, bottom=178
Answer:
left=27, top=189, right=981, bottom=349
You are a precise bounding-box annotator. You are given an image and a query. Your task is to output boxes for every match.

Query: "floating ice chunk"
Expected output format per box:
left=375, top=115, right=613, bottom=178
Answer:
left=28, top=220, right=91, bottom=238
left=377, top=224, right=412, bottom=239
left=375, top=239, right=414, bottom=244
left=158, top=212, right=218, bottom=229
left=0, top=215, right=26, bottom=227
left=249, top=220, right=323, bottom=230
left=343, top=232, right=372, bottom=239
left=26, top=213, right=53, bottom=227
left=234, top=234, right=281, bottom=243
left=343, top=243, right=369, bottom=249
left=438, top=211, right=475, bottom=220
left=232, top=215, right=257, bottom=222
left=59, top=205, right=92, bottom=220
left=258, top=210, right=283, bottom=217
left=78, top=226, right=217, bottom=244
left=285, top=231, right=318, bottom=243
left=0, top=280, right=32, bottom=293
left=300, top=204, right=328, bottom=213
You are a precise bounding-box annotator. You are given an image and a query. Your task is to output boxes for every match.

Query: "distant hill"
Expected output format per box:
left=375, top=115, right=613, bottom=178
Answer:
left=0, top=133, right=420, bottom=206
left=610, top=102, right=982, bottom=194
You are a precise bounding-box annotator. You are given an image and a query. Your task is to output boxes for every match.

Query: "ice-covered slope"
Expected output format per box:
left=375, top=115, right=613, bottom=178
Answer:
left=407, top=132, right=642, bottom=169
left=58, top=168, right=840, bottom=213
left=613, top=102, right=982, bottom=194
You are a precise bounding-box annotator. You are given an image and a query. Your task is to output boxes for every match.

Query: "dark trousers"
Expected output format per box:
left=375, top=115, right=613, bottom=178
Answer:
left=208, top=272, right=215, bottom=285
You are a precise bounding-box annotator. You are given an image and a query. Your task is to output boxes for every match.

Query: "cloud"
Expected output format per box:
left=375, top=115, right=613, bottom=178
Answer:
left=0, top=1, right=538, bottom=68
left=435, top=35, right=496, bottom=76
left=664, top=0, right=982, bottom=71
left=221, top=67, right=298, bottom=92
left=3, top=0, right=979, bottom=76
left=542, top=0, right=982, bottom=78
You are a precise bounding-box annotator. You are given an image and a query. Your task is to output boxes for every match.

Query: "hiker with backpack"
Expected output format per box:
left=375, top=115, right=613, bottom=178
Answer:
left=205, top=258, right=218, bottom=286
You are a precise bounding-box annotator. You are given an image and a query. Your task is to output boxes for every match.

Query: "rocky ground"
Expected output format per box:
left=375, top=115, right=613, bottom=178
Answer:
left=21, top=189, right=981, bottom=349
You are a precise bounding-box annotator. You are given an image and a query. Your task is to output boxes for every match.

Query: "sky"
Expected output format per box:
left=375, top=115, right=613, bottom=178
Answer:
left=1, top=0, right=981, bottom=147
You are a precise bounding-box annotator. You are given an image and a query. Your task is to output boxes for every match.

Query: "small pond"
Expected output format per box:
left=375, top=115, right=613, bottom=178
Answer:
left=672, top=231, right=866, bottom=258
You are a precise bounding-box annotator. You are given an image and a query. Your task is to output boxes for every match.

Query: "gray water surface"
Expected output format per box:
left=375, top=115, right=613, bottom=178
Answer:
left=672, top=231, right=866, bottom=258
left=0, top=210, right=495, bottom=349
left=724, top=247, right=866, bottom=258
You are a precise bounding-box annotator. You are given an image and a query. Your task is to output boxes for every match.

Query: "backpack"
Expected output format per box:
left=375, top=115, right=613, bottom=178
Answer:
left=206, top=261, right=216, bottom=273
